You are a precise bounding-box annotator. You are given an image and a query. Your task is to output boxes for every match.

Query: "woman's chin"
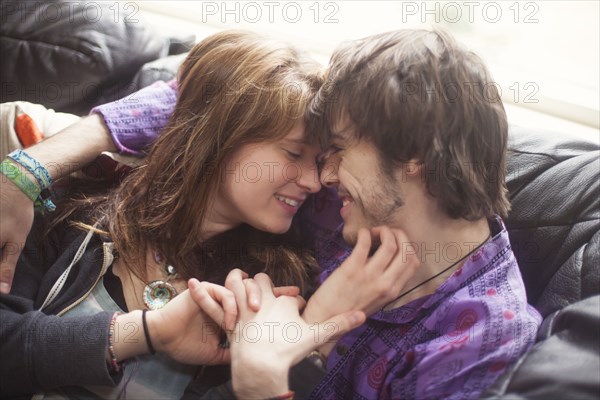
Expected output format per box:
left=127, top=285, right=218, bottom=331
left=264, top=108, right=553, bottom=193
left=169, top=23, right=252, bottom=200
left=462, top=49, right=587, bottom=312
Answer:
left=255, top=219, right=293, bottom=235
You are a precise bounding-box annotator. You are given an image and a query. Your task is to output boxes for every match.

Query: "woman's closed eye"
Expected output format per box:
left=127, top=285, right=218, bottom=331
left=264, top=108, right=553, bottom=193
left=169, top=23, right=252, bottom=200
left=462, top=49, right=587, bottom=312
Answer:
left=285, top=149, right=302, bottom=160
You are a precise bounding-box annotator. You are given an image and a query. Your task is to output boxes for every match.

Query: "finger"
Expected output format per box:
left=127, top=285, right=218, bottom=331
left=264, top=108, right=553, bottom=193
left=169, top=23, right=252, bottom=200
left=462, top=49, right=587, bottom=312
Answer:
left=0, top=242, right=21, bottom=294
left=346, top=228, right=371, bottom=266
left=315, top=311, right=365, bottom=346
left=224, top=269, right=249, bottom=311
left=253, top=273, right=277, bottom=301
left=369, top=226, right=384, bottom=247
left=381, top=229, right=420, bottom=294
left=197, top=279, right=239, bottom=331
left=273, top=286, right=300, bottom=297
left=188, top=279, right=229, bottom=328
left=243, top=278, right=262, bottom=312
left=366, top=226, right=398, bottom=272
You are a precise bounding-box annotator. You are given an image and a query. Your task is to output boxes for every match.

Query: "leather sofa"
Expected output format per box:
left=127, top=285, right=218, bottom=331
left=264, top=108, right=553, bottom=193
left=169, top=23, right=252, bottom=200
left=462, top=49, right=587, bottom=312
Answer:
left=0, top=0, right=192, bottom=115
left=483, top=127, right=599, bottom=399
left=2, top=2, right=599, bottom=398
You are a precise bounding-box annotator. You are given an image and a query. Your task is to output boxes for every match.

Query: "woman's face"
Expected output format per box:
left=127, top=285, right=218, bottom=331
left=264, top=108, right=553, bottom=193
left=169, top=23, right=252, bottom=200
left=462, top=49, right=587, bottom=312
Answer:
left=214, top=121, right=322, bottom=234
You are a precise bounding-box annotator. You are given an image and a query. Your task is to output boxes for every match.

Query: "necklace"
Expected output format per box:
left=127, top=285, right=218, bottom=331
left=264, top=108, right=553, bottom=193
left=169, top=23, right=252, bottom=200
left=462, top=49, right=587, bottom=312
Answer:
left=142, top=252, right=178, bottom=310
left=381, top=234, right=491, bottom=311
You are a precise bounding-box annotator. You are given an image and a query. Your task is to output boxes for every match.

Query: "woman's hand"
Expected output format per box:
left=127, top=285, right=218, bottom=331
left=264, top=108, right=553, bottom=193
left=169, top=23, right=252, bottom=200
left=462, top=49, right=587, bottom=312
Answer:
left=224, top=269, right=365, bottom=399
left=144, top=279, right=236, bottom=365
left=141, top=276, right=301, bottom=365
left=303, top=226, right=419, bottom=325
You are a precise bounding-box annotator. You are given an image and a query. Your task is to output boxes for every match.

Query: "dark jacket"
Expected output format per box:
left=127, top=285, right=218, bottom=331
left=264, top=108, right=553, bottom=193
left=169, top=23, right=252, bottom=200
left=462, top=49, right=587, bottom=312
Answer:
left=0, top=216, right=117, bottom=397
left=0, top=215, right=327, bottom=400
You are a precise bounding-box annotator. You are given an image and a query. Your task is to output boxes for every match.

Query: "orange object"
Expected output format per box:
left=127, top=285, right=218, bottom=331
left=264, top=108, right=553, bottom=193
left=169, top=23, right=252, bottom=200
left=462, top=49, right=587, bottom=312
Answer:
left=15, top=113, right=44, bottom=148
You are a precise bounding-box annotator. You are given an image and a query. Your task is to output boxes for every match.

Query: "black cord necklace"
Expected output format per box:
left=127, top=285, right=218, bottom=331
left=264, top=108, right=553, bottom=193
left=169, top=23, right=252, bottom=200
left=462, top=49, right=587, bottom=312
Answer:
left=381, top=233, right=491, bottom=311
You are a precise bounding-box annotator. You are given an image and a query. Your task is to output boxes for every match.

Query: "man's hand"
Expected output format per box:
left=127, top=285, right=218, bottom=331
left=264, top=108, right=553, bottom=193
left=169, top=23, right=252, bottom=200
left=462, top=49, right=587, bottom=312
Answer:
left=224, top=269, right=365, bottom=399
left=0, top=175, right=34, bottom=293
left=303, top=226, right=419, bottom=325
left=0, top=114, right=116, bottom=294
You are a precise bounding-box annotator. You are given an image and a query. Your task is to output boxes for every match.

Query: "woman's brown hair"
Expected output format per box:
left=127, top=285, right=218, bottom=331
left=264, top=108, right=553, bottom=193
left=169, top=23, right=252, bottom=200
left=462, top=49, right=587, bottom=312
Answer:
left=53, top=30, right=323, bottom=290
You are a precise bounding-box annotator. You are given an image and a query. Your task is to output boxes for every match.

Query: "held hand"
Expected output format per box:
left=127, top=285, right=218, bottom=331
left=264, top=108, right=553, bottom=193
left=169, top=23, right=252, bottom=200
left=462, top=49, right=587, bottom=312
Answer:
left=224, top=269, right=365, bottom=399
left=303, top=226, right=419, bottom=325
left=0, top=177, right=34, bottom=293
left=219, top=269, right=301, bottom=315
left=145, top=279, right=236, bottom=365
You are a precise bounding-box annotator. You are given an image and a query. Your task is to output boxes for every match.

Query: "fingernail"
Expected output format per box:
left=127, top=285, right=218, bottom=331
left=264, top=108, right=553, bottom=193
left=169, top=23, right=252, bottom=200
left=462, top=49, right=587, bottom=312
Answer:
left=0, top=282, right=10, bottom=294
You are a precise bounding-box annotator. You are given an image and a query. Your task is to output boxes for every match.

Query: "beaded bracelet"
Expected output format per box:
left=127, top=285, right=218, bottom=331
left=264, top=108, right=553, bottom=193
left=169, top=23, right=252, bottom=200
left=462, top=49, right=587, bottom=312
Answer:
left=6, top=150, right=55, bottom=212
left=108, top=312, right=124, bottom=373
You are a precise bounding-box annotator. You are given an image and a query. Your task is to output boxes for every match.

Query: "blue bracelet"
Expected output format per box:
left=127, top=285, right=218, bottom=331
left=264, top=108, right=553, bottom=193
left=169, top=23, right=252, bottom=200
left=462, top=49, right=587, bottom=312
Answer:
left=7, top=149, right=52, bottom=189
left=6, top=150, right=56, bottom=212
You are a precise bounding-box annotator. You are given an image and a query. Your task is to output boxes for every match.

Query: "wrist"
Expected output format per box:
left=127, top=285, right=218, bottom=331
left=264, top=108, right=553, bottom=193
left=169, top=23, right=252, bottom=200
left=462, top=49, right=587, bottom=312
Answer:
left=144, top=308, right=167, bottom=353
left=317, top=342, right=336, bottom=358
left=112, top=311, right=151, bottom=361
left=232, top=359, right=289, bottom=399
left=1, top=160, right=38, bottom=204
left=302, top=301, right=331, bottom=325
left=4, top=150, right=55, bottom=212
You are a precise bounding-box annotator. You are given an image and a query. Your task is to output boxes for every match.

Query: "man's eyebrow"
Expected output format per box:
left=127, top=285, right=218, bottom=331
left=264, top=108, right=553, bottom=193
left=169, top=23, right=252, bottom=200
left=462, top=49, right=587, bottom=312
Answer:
left=329, top=132, right=345, bottom=141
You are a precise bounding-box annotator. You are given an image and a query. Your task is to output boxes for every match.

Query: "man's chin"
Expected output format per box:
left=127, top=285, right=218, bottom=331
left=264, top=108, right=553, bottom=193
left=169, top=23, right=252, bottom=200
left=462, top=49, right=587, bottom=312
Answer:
left=341, top=224, right=358, bottom=246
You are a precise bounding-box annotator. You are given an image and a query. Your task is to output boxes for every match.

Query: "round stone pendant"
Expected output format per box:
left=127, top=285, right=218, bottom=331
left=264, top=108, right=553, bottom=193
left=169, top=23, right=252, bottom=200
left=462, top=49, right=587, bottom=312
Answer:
left=143, top=280, right=178, bottom=310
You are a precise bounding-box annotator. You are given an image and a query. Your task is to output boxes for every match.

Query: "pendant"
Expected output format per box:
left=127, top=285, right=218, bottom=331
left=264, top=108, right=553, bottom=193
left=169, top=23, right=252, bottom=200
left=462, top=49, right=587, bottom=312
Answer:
left=143, top=280, right=177, bottom=310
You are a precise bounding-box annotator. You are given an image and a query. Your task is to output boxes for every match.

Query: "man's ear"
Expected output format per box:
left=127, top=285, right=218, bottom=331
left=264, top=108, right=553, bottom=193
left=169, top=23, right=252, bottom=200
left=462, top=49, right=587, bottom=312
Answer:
left=404, top=159, right=422, bottom=177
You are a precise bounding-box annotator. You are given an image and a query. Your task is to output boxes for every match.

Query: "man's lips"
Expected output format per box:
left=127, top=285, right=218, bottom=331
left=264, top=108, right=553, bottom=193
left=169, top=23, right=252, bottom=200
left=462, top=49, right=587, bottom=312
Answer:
left=338, top=190, right=354, bottom=206
left=338, top=191, right=354, bottom=218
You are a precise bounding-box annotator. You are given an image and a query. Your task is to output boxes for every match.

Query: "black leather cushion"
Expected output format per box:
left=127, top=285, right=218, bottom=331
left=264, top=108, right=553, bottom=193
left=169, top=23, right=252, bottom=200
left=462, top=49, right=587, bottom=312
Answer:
left=483, top=126, right=600, bottom=398
left=128, top=53, right=186, bottom=93
left=483, top=295, right=600, bottom=399
left=0, top=0, right=167, bottom=115
left=504, top=126, right=600, bottom=317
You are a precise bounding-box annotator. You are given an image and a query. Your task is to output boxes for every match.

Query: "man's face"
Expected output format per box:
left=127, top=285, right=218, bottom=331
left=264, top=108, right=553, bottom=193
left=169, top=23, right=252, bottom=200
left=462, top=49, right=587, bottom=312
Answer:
left=319, top=119, right=404, bottom=244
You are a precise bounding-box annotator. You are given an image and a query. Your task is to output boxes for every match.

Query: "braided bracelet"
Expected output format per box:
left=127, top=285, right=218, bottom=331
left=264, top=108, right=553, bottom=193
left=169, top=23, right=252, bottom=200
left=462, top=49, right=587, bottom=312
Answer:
left=108, top=312, right=124, bottom=373
left=0, top=159, right=40, bottom=202
left=6, top=150, right=56, bottom=212
left=7, top=149, right=52, bottom=189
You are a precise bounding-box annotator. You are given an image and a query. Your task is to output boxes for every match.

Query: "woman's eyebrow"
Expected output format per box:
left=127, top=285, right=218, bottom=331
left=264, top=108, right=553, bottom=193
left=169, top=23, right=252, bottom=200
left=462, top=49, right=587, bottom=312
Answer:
left=283, top=137, right=308, bottom=145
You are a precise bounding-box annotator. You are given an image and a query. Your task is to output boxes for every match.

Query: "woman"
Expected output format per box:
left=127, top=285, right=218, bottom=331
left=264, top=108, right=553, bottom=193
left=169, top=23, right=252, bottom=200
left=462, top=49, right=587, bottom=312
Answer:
left=0, top=30, right=325, bottom=399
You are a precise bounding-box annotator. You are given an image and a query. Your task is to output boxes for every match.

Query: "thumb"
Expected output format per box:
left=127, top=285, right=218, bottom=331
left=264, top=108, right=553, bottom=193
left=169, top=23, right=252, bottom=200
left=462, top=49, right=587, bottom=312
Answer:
left=314, top=311, right=366, bottom=346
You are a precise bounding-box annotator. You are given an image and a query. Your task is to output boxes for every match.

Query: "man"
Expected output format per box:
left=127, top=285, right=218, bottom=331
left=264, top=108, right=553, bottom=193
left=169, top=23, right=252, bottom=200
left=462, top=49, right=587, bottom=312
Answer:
left=1, top=29, right=540, bottom=399
left=294, top=29, right=541, bottom=399
left=232, top=29, right=541, bottom=399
